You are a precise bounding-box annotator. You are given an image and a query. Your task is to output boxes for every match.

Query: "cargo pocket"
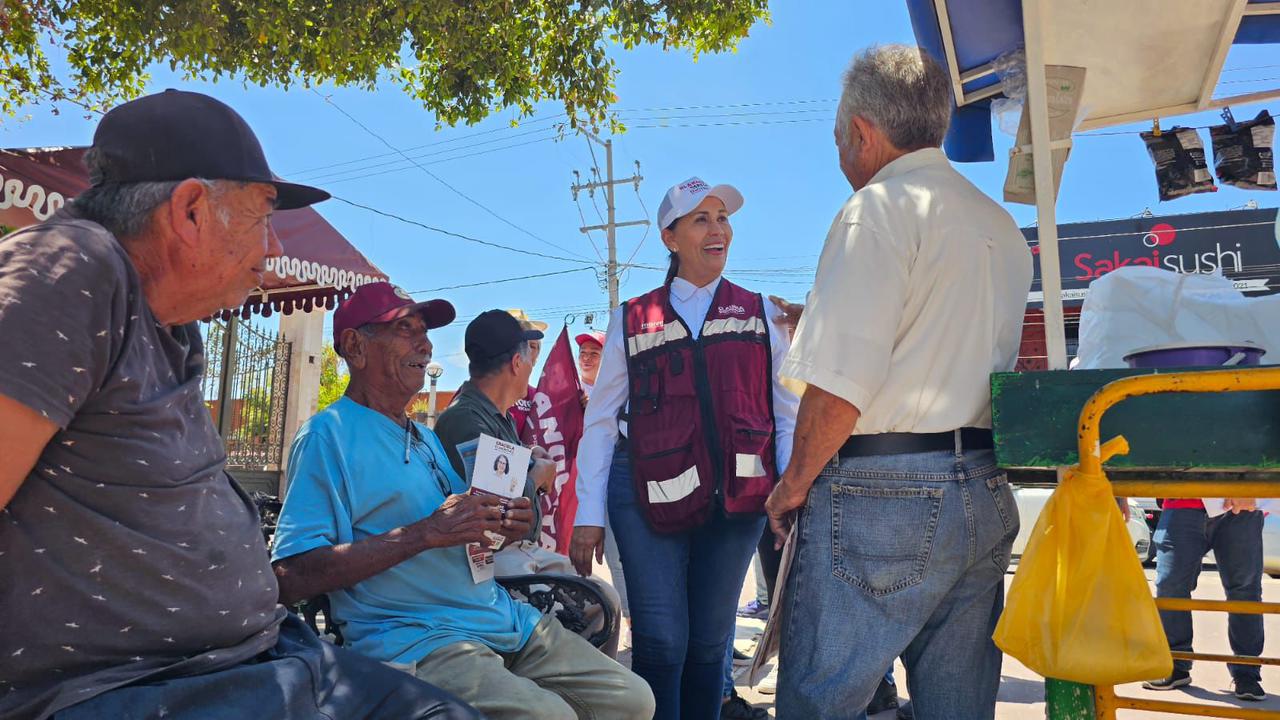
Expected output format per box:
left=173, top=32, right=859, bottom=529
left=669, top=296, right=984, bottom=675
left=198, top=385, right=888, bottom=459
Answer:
left=633, top=443, right=707, bottom=530
left=726, top=425, right=775, bottom=513
left=831, top=484, right=944, bottom=597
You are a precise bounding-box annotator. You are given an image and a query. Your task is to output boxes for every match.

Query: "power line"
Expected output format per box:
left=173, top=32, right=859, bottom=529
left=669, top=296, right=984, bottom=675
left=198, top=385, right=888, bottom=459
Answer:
left=312, top=90, right=592, bottom=262
left=311, top=135, right=558, bottom=186
left=623, top=107, right=835, bottom=123
left=617, top=98, right=837, bottom=113
left=287, top=97, right=835, bottom=183
left=1222, top=64, right=1280, bottom=73
left=1219, top=75, right=1280, bottom=85
left=409, top=267, right=592, bottom=293
left=297, top=125, right=559, bottom=183
left=287, top=112, right=567, bottom=177
left=330, top=195, right=597, bottom=266
left=629, top=117, right=836, bottom=130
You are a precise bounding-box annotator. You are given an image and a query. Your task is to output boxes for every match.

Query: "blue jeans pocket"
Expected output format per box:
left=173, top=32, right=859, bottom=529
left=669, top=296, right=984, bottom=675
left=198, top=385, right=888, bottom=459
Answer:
left=986, top=473, right=1019, bottom=570
left=830, top=484, right=944, bottom=597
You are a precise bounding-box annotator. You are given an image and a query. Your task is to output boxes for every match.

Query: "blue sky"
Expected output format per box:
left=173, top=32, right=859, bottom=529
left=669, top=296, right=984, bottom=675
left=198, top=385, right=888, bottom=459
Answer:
left=4, top=2, right=1278, bottom=385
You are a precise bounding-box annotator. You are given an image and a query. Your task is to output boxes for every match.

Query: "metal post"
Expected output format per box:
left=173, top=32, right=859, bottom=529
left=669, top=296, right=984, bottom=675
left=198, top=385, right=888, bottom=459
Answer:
left=1022, top=0, right=1070, bottom=370
left=216, top=316, right=239, bottom=439
left=571, top=132, right=649, bottom=310
left=605, top=139, right=619, bottom=309
left=427, top=376, right=439, bottom=429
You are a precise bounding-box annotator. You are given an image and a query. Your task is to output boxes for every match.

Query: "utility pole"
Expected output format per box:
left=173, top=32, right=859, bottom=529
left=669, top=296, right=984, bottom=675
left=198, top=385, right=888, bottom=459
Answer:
left=571, top=131, right=649, bottom=308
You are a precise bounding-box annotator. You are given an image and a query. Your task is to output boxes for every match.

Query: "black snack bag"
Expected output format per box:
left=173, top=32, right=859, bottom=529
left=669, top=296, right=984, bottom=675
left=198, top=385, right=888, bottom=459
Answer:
left=1210, top=110, right=1276, bottom=191
left=1140, top=126, right=1217, bottom=201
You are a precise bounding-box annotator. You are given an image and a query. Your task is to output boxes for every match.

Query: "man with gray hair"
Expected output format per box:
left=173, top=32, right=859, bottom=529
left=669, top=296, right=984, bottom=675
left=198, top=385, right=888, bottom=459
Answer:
left=0, top=90, right=478, bottom=720
left=764, top=46, right=1032, bottom=719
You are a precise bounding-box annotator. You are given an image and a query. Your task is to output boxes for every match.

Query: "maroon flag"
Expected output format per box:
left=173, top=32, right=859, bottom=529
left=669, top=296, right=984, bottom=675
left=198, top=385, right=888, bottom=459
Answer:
left=529, top=327, right=586, bottom=553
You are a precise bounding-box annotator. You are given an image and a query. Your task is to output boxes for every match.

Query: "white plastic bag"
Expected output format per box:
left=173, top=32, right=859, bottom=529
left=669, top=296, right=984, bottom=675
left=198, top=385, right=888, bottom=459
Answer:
left=1074, top=266, right=1280, bottom=369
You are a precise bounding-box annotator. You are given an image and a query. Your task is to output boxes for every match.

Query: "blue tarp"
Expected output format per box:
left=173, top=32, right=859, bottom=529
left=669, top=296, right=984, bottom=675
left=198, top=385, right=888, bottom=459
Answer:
left=905, top=0, right=1280, bottom=162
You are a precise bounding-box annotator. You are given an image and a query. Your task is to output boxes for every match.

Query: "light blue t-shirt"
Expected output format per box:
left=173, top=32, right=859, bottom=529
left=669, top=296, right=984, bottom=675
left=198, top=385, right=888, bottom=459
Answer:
left=271, top=396, right=540, bottom=664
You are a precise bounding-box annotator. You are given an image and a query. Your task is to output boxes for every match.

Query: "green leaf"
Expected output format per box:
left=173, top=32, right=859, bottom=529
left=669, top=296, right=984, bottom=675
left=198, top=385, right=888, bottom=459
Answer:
left=1, top=0, right=769, bottom=128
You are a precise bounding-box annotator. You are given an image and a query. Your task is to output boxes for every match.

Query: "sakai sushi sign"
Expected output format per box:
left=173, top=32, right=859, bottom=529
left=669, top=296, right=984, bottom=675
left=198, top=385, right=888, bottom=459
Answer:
left=1025, top=208, right=1280, bottom=306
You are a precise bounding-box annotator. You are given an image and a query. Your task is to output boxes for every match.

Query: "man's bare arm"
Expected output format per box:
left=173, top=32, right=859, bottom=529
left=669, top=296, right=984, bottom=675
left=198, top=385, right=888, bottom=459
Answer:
left=273, top=493, right=531, bottom=606
left=0, top=393, right=58, bottom=510
left=764, top=385, right=860, bottom=548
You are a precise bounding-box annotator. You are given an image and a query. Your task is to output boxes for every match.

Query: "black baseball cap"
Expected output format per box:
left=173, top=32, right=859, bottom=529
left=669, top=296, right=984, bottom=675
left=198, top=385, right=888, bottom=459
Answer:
left=90, top=89, right=329, bottom=210
left=465, top=309, right=544, bottom=363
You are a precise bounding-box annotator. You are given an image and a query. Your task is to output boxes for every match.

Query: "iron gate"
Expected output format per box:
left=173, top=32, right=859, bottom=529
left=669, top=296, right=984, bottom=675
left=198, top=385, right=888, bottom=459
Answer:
left=202, top=317, right=292, bottom=469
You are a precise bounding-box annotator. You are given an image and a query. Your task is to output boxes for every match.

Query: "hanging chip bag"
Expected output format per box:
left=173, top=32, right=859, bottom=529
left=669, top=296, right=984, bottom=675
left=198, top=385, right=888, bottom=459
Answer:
left=1140, top=127, right=1216, bottom=201
left=1210, top=110, right=1276, bottom=191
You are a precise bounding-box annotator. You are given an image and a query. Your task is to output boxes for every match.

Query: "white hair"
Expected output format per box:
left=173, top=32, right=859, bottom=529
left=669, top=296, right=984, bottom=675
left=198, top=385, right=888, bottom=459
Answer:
left=74, top=147, right=236, bottom=239
left=835, top=45, right=952, bottom=151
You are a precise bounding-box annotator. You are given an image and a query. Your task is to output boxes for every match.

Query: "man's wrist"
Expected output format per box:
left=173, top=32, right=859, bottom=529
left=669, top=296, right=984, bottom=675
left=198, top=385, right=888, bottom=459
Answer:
left=404, top=518, right=442, bottom=551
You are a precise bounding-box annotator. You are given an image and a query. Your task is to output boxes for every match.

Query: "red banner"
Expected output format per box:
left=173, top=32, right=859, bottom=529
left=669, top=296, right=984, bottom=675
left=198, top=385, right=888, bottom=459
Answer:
left=529, top=327, right=586, bottom=554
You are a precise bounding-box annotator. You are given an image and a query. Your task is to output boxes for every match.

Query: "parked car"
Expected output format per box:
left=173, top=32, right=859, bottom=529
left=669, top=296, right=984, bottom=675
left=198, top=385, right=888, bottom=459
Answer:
left=1010, top=485, right=1151, bottom=561
left=1131, top=497, right=1162, bottom=564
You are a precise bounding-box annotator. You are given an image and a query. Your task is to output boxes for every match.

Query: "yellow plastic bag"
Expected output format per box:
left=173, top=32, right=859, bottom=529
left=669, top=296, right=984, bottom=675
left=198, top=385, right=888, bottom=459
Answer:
left=993, top=441, right=1172, bottom=686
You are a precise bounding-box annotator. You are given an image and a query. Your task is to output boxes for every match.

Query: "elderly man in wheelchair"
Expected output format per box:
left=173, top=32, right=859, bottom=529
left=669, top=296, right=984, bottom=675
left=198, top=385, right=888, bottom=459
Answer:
left=270, top=283, right=652, bottom=720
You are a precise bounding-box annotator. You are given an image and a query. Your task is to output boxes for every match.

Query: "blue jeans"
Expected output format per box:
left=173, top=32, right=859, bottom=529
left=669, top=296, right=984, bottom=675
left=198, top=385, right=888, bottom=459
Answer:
left=608, top=446, right=766, bottom=720
left=1154, top=507, right=1264, bottom=682
left=777, top=448, right=1017, bottom=720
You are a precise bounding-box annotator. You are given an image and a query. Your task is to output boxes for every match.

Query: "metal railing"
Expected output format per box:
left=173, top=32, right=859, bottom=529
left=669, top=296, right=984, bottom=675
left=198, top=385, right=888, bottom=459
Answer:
left=202, top=317, right=292, bottom=470
left=1050, top=367, right=1280, bottom=720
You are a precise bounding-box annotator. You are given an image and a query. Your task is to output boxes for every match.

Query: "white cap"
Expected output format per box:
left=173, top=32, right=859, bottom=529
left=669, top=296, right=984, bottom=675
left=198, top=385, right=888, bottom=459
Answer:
left=657, top=177, right=745, bottom=229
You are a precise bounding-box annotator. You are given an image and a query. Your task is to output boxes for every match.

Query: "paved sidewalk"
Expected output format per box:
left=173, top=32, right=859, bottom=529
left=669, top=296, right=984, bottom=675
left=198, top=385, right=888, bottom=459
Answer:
left=597, top=561, right=1280, bottom=718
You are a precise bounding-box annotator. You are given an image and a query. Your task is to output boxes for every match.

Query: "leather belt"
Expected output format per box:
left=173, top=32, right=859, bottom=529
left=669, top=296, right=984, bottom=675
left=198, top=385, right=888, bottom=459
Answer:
left=838, top=428, right=994, bottom=458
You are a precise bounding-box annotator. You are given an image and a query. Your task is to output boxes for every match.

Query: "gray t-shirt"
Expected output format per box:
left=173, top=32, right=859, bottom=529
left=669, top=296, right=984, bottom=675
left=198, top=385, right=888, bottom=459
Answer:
left=0, top=212, right=284, bottom=720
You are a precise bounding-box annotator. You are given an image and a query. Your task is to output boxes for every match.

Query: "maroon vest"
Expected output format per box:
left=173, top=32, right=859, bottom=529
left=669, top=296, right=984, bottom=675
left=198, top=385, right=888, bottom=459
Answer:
left=622, top=280, right=778, bottom=533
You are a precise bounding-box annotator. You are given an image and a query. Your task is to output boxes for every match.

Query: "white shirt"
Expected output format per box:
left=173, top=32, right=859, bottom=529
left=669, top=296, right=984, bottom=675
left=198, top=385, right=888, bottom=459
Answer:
left=780, top=148, right=1032, bottom=434
left=574, top=276, right=800, bottom=527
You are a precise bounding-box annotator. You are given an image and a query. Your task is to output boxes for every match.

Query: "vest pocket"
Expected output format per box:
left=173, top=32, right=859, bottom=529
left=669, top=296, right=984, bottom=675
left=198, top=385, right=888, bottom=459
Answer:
left=632, top=443, right=708, bottom=530
left=726, top=425, right=775, bottom=513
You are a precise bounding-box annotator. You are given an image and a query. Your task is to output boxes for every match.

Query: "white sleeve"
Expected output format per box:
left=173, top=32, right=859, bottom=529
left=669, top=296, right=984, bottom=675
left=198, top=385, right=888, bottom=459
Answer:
left=766, top=303, right=800, bottom=475
left=574, top=306, right=627, bottom=527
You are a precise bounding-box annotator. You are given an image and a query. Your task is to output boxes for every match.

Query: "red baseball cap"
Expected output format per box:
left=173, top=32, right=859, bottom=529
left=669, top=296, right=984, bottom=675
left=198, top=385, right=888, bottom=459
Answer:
left=333, top=282, right=455, bottom=344
left=575, top=330, right=606, bottom=348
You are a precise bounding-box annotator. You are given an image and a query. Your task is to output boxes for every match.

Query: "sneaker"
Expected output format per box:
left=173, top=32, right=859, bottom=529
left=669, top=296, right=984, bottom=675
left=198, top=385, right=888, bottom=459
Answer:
left=732, top=647, right=751, bottom=664
left=720, top=690, right=769, bottom=720
left=737, top=600, right=770, bottom=620
left=896, top=701, right=914, bottom=720
left=1142, top=670, right=1192, bottom=691
left=756, top=664, right=778, bottom=695
left=1234, top=679, right=1266, bottom=701
left=867, top=676, right=900, bottom=715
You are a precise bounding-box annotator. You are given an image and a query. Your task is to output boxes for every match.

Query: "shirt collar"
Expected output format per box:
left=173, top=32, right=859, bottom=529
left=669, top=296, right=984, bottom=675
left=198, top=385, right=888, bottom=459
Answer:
left=866, top=147, right=949, bottom=187
left=669, top=275, right=722, bottom=303
left=456, top=380, right=505, bottom=418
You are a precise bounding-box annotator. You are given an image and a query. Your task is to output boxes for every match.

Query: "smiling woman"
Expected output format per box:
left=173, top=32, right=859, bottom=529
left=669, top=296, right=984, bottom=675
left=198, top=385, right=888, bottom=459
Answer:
left=570, top=176, right=799, bottom=719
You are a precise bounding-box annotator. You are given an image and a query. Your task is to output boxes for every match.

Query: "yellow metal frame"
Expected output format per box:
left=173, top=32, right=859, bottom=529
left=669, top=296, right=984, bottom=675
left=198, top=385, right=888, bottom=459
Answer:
left=1073, top=367, right=1280, bottom=719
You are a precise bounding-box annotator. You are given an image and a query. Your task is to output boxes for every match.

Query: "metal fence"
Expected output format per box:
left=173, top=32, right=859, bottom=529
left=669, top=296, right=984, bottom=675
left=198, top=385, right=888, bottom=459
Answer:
left=202, top=317, right=292, bottom=470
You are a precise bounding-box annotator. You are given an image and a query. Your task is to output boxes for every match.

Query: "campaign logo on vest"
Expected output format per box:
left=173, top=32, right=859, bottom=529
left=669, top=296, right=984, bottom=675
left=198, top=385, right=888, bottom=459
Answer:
left=717, top=304, right=747, bottom=316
